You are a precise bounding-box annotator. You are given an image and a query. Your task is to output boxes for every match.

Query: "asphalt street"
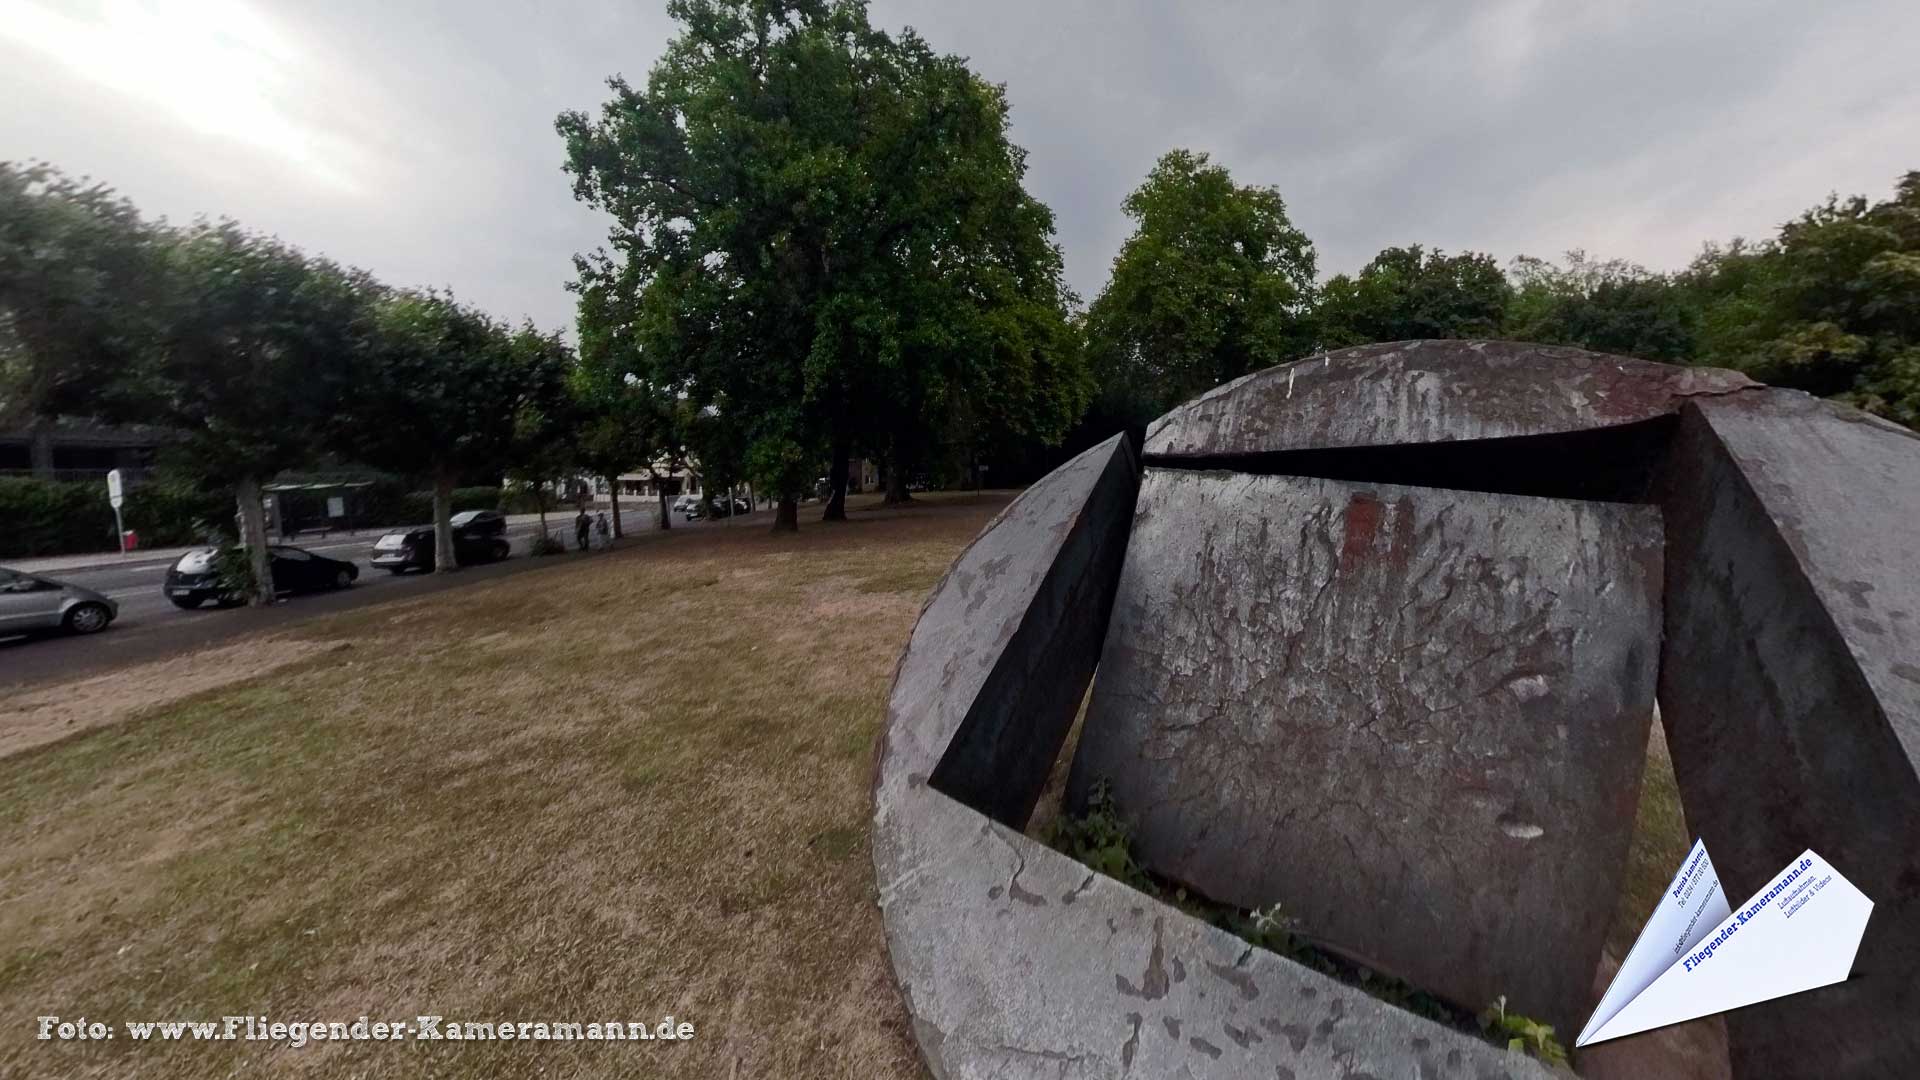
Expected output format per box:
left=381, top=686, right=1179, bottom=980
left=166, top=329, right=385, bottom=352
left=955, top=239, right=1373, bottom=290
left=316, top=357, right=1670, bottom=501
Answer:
left=0, top=505, right=750, bottom=690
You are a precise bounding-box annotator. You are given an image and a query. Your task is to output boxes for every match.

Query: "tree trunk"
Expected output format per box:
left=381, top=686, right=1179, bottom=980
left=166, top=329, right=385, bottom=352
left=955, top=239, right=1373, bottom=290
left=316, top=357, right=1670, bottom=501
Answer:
left=884, top=431, right=914, bottom=504
left=28, top=419, right=55, bottom=479
left=657, top=481, right=671, bottom=531
left=824, top=438, right=850, bottom=522
left=234, top=474, right=275, bottom=606
left=773, top=495, right=799, bottom=533
left=608, top=477, right=623, bottom=538
left=431, top=469, right=456, bottom=573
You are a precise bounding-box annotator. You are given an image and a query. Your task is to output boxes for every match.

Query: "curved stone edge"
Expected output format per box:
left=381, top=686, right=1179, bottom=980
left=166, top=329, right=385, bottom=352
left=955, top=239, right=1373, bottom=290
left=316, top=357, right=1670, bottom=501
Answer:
left=872, top=434, right=1559, bottom=1079
left=1656, top=388, right=1920, bottom=1077
left=1142, top=339, right=1759, bottom=458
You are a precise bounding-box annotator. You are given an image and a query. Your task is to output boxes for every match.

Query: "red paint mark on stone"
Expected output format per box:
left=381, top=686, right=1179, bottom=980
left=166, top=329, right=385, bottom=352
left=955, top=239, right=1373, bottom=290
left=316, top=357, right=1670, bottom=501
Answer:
left=1341, top=494, right=1385, bottom=572
left=1389, top=497, right=1416, bottom=569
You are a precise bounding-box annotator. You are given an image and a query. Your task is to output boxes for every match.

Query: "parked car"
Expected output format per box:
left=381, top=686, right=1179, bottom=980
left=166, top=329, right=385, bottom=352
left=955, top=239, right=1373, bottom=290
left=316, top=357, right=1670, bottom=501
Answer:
left=164, top=545, right=359, bottom=609
left=448, top=509, right=507, bottom=537
left=0, top=568, right=118, bottom=636
left=370, top=524, right=510, bottom=573
left=706, top=495, right=751, bottom=518
left=673, top=494, right=705, bottom=522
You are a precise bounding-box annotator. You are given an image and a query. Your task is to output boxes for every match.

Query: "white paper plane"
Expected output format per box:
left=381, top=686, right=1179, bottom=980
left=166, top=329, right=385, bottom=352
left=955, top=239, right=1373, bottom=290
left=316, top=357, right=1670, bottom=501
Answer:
left=1578, top=839, right=1731, bottom=1046
left=1577, top=843, right=1872, bottom=1047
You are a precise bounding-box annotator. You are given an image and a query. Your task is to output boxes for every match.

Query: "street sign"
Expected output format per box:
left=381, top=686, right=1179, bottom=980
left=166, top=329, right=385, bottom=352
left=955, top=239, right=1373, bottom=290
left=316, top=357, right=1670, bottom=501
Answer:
left=106, top=469, right=127, bottom=554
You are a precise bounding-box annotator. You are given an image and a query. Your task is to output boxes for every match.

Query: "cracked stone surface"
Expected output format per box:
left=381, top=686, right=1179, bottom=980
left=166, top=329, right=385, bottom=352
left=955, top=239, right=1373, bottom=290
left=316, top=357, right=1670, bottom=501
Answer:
left=1657, top=389, right=1920, bottom=1075
left=1143, top=339, right=1757, bottom=459
left=874, top=436, right=1555, bottom=1079
left=1068, top=469, right=1662, bottom=1037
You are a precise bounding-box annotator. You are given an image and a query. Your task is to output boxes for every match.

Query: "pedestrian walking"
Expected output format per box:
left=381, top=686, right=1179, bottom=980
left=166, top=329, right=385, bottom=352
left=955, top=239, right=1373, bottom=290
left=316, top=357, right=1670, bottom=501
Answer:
left=594, top=512, right=611, bottom=550
left=574, top=508, right=591, bottom=552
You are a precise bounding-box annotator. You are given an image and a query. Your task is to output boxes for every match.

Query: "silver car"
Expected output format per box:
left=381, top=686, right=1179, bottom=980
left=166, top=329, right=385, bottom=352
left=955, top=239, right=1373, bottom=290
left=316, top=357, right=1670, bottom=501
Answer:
left=0, top=568, right=118, bottom=636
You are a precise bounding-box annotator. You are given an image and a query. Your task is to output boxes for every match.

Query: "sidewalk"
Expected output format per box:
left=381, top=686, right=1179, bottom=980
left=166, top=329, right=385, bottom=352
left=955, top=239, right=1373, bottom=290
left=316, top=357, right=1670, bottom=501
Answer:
left=6, top=544, right=208, bottom=576
left=4, top=512, right=577, bottom=577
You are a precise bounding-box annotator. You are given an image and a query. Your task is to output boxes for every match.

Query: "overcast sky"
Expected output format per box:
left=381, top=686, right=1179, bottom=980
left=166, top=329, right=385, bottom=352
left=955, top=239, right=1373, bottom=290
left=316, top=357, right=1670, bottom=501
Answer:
left=5, top=0, right=1917, bottom=335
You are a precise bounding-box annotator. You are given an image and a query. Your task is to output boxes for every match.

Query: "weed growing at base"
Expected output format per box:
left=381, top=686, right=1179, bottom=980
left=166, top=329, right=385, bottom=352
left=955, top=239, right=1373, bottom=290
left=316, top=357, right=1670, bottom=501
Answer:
left=1045, top=779, right=1570, bottom=1068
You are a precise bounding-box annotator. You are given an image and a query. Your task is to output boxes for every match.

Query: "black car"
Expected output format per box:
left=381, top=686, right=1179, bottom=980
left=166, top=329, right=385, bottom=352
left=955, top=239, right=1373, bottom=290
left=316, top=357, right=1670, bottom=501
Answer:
left=449, top=509, right=507, bottom=537
left=370, top=522, right=510, bottom=572
left=164, top=545, right=359, bottom=609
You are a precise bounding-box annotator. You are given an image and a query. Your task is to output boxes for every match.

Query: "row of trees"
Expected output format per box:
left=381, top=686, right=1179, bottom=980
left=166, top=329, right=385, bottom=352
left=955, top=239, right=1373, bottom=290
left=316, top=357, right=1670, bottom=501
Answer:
left=9, top=0, right=1913, bottom=597
left=1085, top=152, right=1920, bottom=432
left=3, top=3, right=1104, bottom=595
left=0, top=162, right=598, bottom=603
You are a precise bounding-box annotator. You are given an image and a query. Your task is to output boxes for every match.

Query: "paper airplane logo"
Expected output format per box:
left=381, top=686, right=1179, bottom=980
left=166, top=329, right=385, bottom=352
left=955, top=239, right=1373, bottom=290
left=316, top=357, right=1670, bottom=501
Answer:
left=1578, top=842, right=1873, bottom=1047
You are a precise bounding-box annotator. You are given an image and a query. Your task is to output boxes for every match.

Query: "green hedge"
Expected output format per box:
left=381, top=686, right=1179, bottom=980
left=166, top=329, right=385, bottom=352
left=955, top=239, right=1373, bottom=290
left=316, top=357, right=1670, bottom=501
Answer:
left=0, top=476, right=228, bottom=558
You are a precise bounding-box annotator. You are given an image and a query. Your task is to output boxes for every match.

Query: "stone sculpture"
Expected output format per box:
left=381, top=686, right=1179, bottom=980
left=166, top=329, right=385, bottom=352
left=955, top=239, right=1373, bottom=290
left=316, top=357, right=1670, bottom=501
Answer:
left=873, top=340, right=1919, bottom=1079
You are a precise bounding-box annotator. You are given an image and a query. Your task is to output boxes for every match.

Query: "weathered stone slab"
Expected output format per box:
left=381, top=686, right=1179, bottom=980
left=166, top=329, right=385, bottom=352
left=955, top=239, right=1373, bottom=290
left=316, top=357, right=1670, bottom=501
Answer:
left=1069, top=469, right=1662, bottom=1035
left=1144, top=339, right=1756, bottom=459
left=891, top=433, right=1139, bottom=828
left=874, top=437, right=1555, bottom=1079
left=1658, top=390, right=1920, bottom=1077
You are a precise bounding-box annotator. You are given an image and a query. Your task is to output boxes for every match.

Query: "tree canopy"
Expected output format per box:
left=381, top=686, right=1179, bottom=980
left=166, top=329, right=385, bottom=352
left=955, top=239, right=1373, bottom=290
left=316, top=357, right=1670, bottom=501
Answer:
left=1, top=161, right=596, bottom=592
left=1082, top=149, right=1317, bottom=430
left=336, top=293, right=573, bottom=570
left=558, top=0, right=1084, bottom=528
left=1319, top=245, right=1509, bottom=348
left=1683, top=173, right=1920, bottom=425
left=0, top=162, right=163, bottom=430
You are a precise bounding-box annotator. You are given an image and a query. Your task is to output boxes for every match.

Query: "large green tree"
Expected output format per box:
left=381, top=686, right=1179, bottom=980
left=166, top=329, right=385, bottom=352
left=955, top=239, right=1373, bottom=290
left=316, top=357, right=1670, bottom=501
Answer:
left=558, top=0, right=1082, bottom=530
left=1082, top=149, right=1316, bottom=430
left=805, top=52, right=1085, bottom=508
left=147, top=221, right=373, bottom=603
left=1320, top=245, right=1510, bottom=348
left=571, top=251, right=690, bottom=532
left=0, top=162, right=164, bottom=465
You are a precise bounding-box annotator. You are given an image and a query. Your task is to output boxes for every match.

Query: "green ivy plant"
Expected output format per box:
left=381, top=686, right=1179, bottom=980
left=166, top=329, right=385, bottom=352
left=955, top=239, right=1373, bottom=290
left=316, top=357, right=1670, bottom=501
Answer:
left=1042, top=779, right=1157, bottom=896
left=1480, top=995, right=1570, bottom=1067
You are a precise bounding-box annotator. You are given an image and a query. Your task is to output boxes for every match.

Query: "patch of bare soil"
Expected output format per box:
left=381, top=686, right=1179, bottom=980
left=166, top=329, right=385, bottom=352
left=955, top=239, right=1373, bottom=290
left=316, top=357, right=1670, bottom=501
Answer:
left=0, top=636, right=351, bottom=760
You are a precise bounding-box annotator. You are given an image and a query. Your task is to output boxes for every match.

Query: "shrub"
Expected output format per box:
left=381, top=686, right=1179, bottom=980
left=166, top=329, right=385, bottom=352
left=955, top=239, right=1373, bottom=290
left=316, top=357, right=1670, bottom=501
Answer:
left=124, top=476, right=229, bottom=546
left=0, top=473, right=237, bottom=558
left=0, top=477, right=111, bottom=557
left=498, top=483, right=554, bottom=514
left=451, top=486, right=502, bottom=513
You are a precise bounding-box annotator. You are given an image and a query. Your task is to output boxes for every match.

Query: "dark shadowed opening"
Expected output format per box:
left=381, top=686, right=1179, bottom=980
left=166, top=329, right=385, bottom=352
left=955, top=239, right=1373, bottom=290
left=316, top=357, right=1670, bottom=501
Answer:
left=1144, top=415, right=1678, bottom=503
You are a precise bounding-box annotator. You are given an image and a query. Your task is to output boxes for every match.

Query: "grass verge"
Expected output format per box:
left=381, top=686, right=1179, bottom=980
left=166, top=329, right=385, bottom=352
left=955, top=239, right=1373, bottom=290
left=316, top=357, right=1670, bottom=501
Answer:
left=1, top=494, right=1004, bottom=1079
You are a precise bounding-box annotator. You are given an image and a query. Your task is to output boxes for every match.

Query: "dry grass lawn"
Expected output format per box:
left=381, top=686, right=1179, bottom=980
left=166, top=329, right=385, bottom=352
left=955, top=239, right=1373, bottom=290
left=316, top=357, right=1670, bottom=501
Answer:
left=0, top=486, right=1693, bottom=1079
left=0, top=637, right=355, bottom=759
left=1, top=493, right=1006, bottom=1079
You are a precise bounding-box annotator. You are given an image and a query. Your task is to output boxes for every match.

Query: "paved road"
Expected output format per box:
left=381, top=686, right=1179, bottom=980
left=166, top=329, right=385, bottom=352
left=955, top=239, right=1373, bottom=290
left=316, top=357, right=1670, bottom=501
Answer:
left=49, top=518, right=562, bottom=625
left=1, top=506, right=753, bottom=690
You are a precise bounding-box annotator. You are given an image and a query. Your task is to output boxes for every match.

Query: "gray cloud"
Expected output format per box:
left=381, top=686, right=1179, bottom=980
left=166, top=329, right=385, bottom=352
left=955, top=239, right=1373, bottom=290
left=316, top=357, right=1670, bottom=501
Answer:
left=4, top=0, right=1917, bottom=334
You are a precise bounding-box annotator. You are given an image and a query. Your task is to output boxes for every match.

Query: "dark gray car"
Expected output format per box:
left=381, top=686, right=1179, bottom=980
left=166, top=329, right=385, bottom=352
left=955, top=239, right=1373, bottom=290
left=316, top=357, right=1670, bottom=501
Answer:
left=0, top=568, right=118, bottom=636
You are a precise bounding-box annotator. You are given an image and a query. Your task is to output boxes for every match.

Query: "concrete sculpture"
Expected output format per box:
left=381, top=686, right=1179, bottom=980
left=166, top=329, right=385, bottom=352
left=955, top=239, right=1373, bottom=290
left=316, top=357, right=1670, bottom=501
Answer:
left=873, top=340, right=1919, bottom=1079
